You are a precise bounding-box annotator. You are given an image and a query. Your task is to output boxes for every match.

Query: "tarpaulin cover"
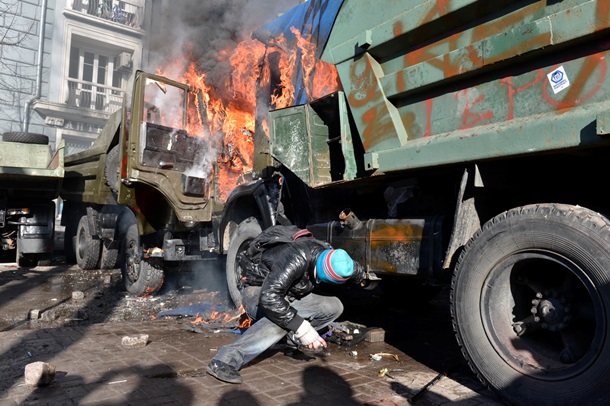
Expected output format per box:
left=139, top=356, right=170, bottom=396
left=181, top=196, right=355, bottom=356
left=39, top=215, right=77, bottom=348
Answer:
left=252, top=0, right=344, bottom=106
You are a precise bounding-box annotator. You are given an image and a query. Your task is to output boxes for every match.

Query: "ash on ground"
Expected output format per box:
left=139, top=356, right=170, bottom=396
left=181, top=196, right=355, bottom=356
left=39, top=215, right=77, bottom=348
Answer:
left=0, top=257, right=232, bottom=331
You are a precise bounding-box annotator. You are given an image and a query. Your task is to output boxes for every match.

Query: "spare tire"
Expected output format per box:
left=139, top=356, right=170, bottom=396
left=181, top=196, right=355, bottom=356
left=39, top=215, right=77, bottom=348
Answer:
left=104, top=145, right=120, bottom=194
left=2, top=132, right=49, bottom=145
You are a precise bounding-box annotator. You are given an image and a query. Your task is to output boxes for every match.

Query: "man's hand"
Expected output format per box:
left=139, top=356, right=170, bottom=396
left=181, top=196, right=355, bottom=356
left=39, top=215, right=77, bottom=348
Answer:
left=294, top=320, right=327, bottom=350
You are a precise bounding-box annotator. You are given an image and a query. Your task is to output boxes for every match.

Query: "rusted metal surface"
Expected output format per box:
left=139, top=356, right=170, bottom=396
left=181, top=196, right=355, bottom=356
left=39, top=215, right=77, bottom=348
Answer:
left=308, top=216, right=444, bottom=278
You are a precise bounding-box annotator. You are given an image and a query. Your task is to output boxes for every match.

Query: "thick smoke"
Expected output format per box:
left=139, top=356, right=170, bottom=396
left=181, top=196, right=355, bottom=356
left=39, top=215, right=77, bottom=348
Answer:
left=146, top=0, right=299, bottom=81
left=145, top=1, right=300, bottom=298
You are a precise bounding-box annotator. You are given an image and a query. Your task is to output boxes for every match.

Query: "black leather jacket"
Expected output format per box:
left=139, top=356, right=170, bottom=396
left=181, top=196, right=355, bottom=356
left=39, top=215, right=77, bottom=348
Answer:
left=244, top=238, right=365, bottom=332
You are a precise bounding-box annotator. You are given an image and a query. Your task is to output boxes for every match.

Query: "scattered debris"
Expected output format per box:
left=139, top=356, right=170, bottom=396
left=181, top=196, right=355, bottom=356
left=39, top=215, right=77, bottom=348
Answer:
left=350, top=351, right=358, bottom=357
left=157, top=302, right=247, bottom=329
left=410, top=371, right=446, bottom=403
left=378, top=368, right=404, bottom=378
left=121, top=334, right=149, bottom=349
left=182, top=325, right=207, bottom=334
left=72, top=291, right=84, bottom=300
left=40, top=309, right=57, bottom=322
left=365, top=328, right=385, bottom=343
left=24, top=362, right=56, bottom=386
left=328, top=321, right=371, bottom=346
left=370, top=353, right=399, bottom=362
left=28, top=309, right=41, bottom=320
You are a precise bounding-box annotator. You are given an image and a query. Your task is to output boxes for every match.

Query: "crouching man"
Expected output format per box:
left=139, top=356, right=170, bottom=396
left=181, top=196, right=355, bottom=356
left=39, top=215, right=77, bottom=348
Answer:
left=206, top=225, right=366, bottom=384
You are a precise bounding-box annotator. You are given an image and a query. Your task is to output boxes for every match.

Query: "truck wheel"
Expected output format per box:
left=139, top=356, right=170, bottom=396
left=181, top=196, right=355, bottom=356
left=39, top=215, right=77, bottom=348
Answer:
left=99, top=240, right=119, bottom=269
left=2, top=132, right=49, bottom=145
left=451, top=204, right=610, bottom=405
left=104, top=145, right=120, bottom=195
left=76, top=216, right=101, bottom=270
left=226, top=217, right=262, bottom=308
left=16, top=243, right=37, bottom=267
left=121, top=224, right=164, bottom=296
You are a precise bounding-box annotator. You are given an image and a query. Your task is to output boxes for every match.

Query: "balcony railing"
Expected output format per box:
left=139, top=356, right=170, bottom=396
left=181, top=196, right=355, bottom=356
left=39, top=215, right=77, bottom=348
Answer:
left=70, top=0, right=144, bottom=30
left=65, top=79, right=124, bottom=113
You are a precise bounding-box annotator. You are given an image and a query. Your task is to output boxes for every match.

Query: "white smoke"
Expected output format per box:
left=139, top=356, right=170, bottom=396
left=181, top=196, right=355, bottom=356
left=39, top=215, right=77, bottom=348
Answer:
left=145, top=1, right=300, bottom=182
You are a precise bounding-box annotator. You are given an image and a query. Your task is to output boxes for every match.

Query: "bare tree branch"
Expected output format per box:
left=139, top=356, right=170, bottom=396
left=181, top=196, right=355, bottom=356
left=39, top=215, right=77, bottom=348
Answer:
left=0, top=0, right=38, bottom=104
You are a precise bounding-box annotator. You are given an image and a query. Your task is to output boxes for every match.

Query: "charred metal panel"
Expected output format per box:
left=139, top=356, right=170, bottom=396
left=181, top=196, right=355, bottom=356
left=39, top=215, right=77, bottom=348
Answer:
left=182, top=174, right=207, bottom=197
left=308, top=216, right=444, bottom=278
left=124, top=73, right=212, bottom=225
left=270, top=104, right=332, bottom=187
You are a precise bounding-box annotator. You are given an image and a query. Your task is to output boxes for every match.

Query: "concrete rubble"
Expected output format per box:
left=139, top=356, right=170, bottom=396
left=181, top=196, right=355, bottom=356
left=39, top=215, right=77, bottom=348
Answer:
left=24, top=361, right=56, bottom=387
left=121, top=334, right=149, bottom=349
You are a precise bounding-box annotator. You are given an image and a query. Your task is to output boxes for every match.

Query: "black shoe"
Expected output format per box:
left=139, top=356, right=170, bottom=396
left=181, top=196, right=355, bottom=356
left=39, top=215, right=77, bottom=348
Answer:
left=206, top=360, right=243, bottom=384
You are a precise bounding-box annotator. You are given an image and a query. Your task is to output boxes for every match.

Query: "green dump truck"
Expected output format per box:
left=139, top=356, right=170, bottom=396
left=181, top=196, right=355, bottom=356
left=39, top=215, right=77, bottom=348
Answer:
left=60, top=71, right=228, bottom=296
left=218, top=0, right=610, bottom=404
left=0, top=132, right=64, bottom=266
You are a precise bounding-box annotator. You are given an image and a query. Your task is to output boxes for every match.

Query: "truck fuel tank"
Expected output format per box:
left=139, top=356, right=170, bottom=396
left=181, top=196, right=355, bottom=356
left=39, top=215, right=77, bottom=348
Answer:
left=307, top=210, right=445, bottom=280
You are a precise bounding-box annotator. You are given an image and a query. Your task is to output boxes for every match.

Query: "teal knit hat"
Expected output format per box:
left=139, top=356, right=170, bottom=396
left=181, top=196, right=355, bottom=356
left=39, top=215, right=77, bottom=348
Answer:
left=316, top=249, right=354, bottom=284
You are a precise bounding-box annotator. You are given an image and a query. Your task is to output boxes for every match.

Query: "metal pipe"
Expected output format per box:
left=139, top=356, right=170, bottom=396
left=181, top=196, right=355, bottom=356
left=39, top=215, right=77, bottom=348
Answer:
left=339, top=208, right=362, bottom=230
left=22, top=0, right=48, bottom=132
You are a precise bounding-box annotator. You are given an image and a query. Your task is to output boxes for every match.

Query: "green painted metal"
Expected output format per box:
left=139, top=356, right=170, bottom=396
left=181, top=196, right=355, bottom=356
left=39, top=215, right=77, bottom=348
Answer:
left=270, top=91, right=359, bottom=187
left=270, top=104, right=332, bottom=187
left=277, top=0, right=610, bottom=178
left=0, top=140, right=64, bottom=199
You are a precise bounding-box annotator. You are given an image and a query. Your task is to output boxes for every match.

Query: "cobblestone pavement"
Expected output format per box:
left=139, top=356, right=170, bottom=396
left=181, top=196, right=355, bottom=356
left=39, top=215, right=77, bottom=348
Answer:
left=0, top=255, right=505, bottom=406
left=0, top=319, right=504, bottom=406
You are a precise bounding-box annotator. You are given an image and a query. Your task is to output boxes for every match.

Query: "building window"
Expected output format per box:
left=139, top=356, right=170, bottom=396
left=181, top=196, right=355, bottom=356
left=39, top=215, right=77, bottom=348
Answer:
left=62, top=133, right=95, bottom=155
left=66, top=41, right=128, bottom=113
left=70, top=0, right=144, bottom=29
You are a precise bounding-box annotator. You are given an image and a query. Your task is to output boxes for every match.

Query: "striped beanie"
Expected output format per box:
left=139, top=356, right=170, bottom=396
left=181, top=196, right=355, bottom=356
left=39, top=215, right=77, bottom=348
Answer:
left=316, top=249, right=354, bottom=284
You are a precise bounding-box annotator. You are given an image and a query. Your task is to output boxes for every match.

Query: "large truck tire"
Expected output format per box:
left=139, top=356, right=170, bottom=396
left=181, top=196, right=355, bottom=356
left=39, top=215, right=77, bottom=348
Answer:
left=99, top=239, right=119, bottom=269
left=451, top=204, right=610, bottom=405
left=225, top=217, right=262, bottom=309
left=76, top=215, right=101, bottom=270
left=121, top=223, right=164, bottom=296
left=2, top=132, right=49, bottom=145
left=104, top=145, right=120, bottom=195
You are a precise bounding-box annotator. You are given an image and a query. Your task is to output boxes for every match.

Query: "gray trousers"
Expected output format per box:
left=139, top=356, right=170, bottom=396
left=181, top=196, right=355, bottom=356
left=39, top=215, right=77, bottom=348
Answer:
left=212, top=286, right=343, bottom=370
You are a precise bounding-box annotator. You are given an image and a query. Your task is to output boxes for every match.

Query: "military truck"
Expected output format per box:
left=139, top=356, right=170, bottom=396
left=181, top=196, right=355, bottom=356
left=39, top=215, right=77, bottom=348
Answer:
left=60, top=71, right=229, bottom=296
left=0, top=132, right=64, bottom=267
left=218, top=0, right=610, bottom=404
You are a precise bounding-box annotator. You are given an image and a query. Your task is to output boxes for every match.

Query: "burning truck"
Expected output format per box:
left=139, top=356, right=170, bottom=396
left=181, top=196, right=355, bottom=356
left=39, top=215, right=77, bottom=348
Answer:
left=61, top=0, right=610, bottom=404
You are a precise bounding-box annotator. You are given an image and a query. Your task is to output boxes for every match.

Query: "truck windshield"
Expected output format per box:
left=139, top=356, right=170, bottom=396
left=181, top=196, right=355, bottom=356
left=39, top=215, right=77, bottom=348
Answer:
left=143, top=79, right=186, bottom=130
left=140, top=78, right=204, bottom=173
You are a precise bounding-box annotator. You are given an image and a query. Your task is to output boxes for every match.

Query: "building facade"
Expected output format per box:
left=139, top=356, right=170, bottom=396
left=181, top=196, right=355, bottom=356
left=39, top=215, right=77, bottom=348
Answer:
left=0, top=0, right=149, bottom=155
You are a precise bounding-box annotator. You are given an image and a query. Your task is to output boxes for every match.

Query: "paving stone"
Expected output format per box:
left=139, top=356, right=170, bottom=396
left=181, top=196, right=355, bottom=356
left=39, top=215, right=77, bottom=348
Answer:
left=0, top=320, right=504, bottom=405
left=24, top=361, right=56, bottom=386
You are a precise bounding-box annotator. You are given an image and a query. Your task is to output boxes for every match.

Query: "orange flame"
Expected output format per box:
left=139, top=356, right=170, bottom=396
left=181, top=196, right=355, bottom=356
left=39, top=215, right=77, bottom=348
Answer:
left=190, top=305, right=251, bottom=329
left=155, top=28, right=340, bottom=200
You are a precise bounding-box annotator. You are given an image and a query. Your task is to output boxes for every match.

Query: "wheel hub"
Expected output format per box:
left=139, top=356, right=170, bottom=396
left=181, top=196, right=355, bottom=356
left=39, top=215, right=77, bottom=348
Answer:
left=530, top=291, right=571, bottom=332
left=126, top=242, right=140, bottom=282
